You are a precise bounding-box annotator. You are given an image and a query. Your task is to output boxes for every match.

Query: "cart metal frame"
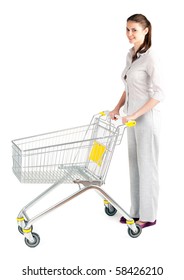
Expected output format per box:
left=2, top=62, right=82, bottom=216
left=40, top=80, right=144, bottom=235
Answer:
left=13, top=111, right=141, bottom=247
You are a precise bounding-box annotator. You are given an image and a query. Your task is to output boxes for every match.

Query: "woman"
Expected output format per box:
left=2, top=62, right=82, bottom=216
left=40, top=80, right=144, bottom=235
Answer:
left=110, top=14, right=164, bottom=229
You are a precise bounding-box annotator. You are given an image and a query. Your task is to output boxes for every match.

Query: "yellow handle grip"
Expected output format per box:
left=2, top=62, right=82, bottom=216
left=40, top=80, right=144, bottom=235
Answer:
left=125, top=120, right=136, bottom=127
left=99, top=111, right=106, bottom=116
left=99, top=112, right=136, bottom=127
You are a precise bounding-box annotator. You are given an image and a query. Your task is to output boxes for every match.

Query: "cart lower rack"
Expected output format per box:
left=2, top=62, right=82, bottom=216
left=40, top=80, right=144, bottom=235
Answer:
left=12, top=111, right=141, bottom=247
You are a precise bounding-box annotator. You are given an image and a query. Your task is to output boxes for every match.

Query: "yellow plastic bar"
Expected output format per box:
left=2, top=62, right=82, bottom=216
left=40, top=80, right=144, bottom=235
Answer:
left=125, top=120, right=136, bottom=127
left=23, top=228, right=32, bottom=233
left=16, top=217, right=24, bottom=222
left=89, top=141, right=106, bottom=166
left=99, top=111, right=106, bottom=116
left=126, top=220, right=135, bottom=225
left=104, top=199, right=109, bottom=205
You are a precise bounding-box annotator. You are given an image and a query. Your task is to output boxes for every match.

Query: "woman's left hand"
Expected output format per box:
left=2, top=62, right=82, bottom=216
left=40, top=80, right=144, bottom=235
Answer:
left=122, top=115, right=136, bottom=124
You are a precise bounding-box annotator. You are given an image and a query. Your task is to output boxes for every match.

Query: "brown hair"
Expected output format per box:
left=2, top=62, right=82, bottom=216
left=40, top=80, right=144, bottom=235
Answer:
left=127, top=14, right=152, bottom=62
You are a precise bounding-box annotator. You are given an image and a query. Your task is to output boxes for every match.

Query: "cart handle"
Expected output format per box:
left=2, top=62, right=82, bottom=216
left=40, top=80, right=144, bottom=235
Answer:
left=114, top=114, right=136, bottom=127
left=99, top=111, right=136, bottom=127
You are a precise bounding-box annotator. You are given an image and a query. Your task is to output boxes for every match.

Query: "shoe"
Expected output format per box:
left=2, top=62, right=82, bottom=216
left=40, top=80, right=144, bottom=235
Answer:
left=136, top=220, right=157, bottom=228
left=120, top=216, right=139, bottom=224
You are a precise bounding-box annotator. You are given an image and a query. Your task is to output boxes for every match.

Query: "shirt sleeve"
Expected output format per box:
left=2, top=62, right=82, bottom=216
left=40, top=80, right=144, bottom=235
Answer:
left=147, top=53, right=165, bottom=102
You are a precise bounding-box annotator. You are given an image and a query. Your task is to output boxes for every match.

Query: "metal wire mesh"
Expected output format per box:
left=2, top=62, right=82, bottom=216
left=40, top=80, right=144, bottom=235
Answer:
left=12, top=117, right=122, bottom=184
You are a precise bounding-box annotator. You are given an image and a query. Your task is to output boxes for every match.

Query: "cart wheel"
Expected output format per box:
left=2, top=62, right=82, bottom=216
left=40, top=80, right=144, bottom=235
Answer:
left=24, top=232, right=40, bottom=248
left=18, top=224, right=33, bottom=235
left=128, top=224, right=142, bottom=238
left=105, top=205, right=117, bottom=216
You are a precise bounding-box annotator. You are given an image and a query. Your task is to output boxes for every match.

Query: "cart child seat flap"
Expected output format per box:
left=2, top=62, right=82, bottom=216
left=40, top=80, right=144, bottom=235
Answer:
left=89, top=141, right=106, bottom=166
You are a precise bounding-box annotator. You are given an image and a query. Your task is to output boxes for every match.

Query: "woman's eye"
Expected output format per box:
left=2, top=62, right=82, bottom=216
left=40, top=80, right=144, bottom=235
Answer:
left=126, top=28, right=137, bottom=32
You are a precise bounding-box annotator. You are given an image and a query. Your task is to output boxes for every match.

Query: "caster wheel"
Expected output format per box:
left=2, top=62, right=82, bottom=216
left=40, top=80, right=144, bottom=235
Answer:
left=105, top=205, right=117, bottom=216
left=24, top=232, right=40, bottom=248
left=18, top=224, right=33, bottom=235
left=128, top=224, right=142, bottom=238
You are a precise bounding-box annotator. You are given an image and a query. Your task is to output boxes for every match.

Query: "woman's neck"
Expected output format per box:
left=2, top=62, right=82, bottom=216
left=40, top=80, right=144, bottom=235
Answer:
left=133, top=42, right=143, bottom=53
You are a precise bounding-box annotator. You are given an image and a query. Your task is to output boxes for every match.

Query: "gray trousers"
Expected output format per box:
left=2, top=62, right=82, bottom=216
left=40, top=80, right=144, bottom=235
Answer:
left=127, top=109, right=160, bottom=222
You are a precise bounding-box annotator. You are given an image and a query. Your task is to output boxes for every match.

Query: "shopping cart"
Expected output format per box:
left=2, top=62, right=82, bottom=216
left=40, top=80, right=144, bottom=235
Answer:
left=12, top=111, right=142, bottom=247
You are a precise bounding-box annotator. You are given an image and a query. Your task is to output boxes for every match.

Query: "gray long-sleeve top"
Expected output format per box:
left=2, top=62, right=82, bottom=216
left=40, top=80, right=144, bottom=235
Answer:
left=122, top=48, right=164, bottom=115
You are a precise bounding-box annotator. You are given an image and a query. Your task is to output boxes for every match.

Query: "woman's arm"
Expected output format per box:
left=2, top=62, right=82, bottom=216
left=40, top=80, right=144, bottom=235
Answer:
left=122, top=98, right=160, bottom=123
left=110, top=90, right=126, bottom=120
left=123, top=53, right=163, bottom=124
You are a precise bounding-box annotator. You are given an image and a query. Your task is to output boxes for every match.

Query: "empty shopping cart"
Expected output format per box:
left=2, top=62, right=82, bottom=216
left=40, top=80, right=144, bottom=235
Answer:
left=12, top=111, right=142, bottom=247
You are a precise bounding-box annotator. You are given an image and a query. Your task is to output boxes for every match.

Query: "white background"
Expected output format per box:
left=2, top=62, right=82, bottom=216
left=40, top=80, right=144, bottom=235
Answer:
left=0, top=0, right=183, bottom=279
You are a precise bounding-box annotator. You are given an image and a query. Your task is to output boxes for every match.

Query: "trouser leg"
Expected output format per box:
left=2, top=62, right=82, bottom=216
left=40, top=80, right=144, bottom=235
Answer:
left=127, top=127, right=140, bottom=218
left=128, top=110, right=160, bottom=222
left=137, top=110, right=160, bottom=222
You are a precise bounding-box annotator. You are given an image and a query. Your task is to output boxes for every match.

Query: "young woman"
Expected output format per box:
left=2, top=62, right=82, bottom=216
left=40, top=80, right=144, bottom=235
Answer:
left=110, top=14, right=164, bottom=229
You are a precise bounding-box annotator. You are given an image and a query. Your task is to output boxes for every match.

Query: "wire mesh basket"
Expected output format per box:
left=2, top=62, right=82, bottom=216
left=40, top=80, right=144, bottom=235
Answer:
left=12, top=116, right=123, bottom=184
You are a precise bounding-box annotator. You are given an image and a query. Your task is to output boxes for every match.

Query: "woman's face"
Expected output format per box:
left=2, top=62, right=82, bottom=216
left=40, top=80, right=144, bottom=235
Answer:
left=126, top=21, right=148, bottom=47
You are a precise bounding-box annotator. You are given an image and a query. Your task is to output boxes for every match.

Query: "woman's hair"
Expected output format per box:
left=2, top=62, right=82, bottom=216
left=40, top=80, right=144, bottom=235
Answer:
left=127, top=14, right=152, bottom=62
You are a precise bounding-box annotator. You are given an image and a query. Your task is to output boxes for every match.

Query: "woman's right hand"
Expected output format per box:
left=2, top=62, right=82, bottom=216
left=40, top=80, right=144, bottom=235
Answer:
left=109, top=109, right=120, bottom=120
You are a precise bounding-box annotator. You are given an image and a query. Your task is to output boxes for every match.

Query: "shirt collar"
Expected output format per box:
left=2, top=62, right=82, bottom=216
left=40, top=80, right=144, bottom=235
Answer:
left=129, top=47, right=151, bottom=57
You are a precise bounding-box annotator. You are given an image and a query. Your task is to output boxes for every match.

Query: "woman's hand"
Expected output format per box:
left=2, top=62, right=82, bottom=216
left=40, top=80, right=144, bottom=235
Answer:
left=122, top=114, right=136, bottom=124
left=109, top=109, right=120, bottom=120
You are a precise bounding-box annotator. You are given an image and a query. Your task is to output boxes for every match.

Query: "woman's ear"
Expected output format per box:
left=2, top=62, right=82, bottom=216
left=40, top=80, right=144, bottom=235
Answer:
left=144, top=27, right=149, bottom=35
